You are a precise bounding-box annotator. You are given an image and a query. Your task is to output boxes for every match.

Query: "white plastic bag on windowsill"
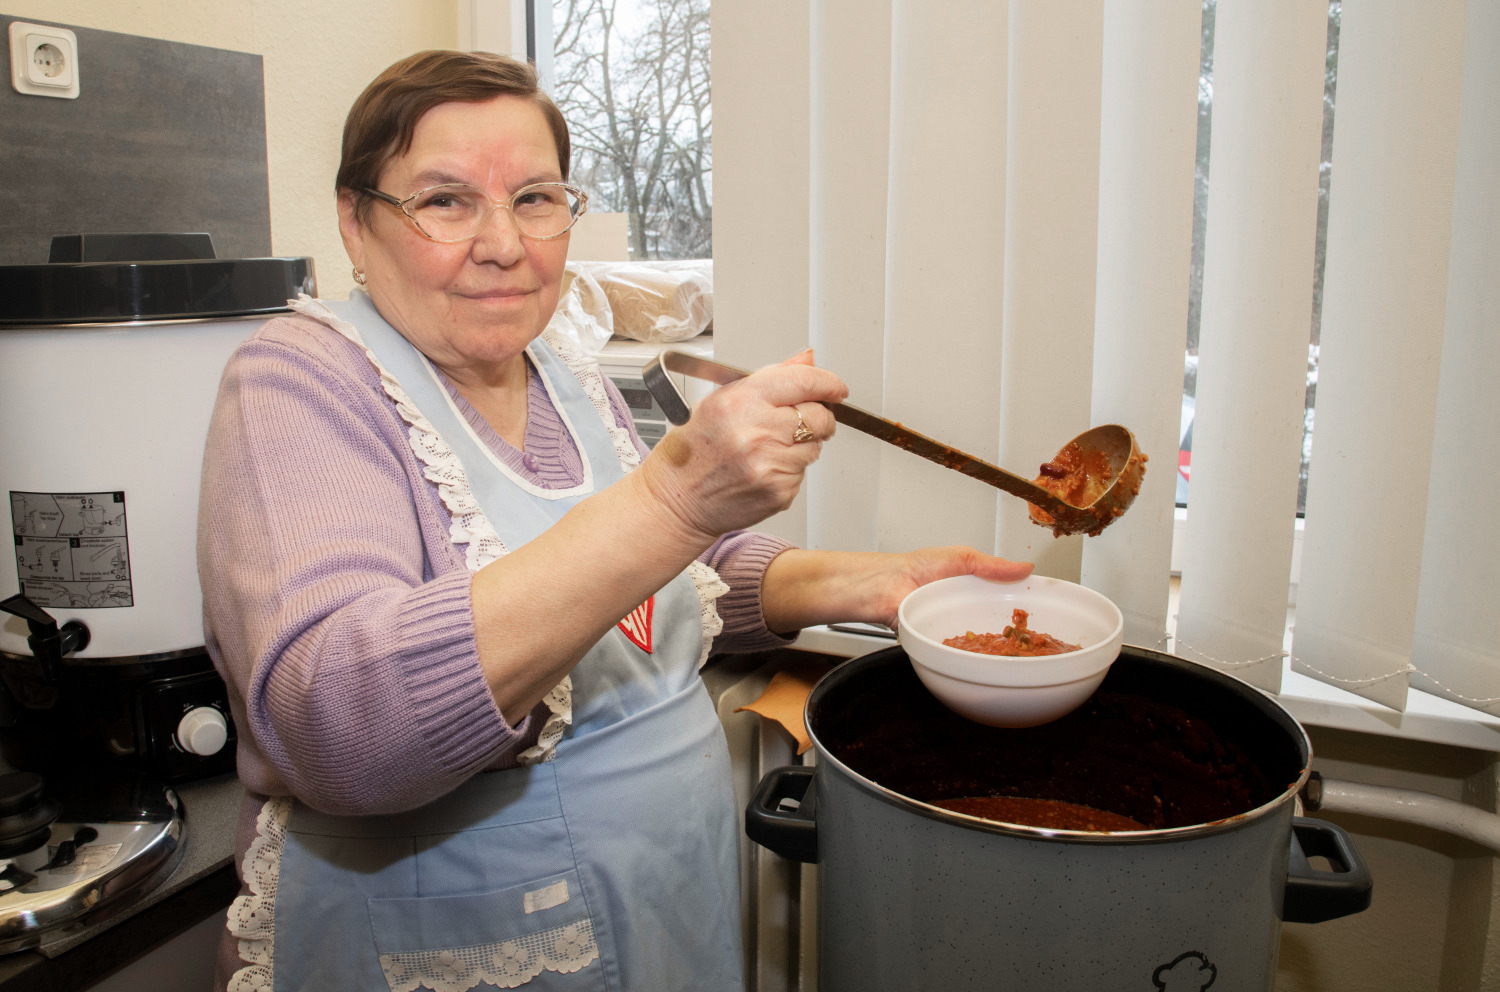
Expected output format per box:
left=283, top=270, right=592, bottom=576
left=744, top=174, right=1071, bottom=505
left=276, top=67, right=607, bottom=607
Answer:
left=545, top=266, right=614, bottom=354
left=567, top=259, right=713, bottom=344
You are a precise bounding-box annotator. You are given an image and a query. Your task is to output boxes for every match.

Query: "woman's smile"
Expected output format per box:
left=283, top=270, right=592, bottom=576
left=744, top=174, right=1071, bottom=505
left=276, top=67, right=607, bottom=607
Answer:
left=457, top=285, right=535, bottom=301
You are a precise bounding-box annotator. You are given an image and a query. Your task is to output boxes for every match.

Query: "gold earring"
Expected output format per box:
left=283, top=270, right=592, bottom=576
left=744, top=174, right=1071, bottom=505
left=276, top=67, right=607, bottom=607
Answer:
left=352, top=266, right=367, bottom=285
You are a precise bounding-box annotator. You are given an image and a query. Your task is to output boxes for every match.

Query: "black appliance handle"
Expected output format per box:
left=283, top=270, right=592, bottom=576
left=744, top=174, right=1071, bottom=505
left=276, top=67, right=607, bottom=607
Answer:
left=1283, top=816, right=1373, bottom=923
left=0, top=593, right=89, bottom=683
left=745, top=765, right=819, bottom=864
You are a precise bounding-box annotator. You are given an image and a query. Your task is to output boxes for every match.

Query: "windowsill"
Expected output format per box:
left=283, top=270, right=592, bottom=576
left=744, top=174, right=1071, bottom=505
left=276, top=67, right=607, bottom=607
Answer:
left=793, top=625, right=1500, bottom=754
left=1273, top=657, right=1500, bottom=751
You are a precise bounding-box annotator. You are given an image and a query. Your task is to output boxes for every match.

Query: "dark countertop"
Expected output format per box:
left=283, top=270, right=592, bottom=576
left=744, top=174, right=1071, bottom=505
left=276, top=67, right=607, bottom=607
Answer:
left=0, top=772, right=244, bottom=991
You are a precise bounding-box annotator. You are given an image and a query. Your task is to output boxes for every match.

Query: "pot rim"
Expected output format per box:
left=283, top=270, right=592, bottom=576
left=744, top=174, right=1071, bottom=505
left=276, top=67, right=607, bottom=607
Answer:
left=805, top=643, right=1313, bottom=846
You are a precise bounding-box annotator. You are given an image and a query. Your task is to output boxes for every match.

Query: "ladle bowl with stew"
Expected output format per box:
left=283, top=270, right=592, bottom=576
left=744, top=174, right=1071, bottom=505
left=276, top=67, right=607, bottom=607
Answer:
left=897, top=574, right=1124, bottom=727
left=1026, top=423, right=1148, bottom=538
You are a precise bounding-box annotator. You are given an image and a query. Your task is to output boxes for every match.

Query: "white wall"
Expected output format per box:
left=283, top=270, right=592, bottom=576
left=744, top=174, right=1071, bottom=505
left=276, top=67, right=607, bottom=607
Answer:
left=6, top=0, right=467, bottom=299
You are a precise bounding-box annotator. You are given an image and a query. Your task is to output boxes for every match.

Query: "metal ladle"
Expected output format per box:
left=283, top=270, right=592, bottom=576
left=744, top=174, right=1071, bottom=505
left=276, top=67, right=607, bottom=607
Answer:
left=643, top=352, right=1147, bottom=538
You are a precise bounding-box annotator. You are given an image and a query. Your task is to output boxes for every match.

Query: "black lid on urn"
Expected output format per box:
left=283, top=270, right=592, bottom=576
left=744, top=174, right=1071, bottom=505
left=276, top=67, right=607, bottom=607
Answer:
left=0, top=233, right=315, bottom=325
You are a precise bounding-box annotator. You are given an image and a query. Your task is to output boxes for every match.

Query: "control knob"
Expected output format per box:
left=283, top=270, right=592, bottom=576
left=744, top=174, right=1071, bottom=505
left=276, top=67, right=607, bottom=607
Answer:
left=176, top=706, right=229, bottom=756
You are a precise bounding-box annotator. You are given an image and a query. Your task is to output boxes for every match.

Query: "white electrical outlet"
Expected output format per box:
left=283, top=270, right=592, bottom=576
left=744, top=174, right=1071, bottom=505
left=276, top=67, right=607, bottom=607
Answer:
left=9, top=21, right=80, bottom=99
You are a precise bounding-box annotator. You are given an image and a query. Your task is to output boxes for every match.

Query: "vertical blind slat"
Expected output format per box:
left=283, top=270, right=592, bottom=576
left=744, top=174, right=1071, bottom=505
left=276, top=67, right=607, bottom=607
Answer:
left=1410, top=0, right=1500, bottom=714
left=1174, top=0, right=1328, bottom=693
left=876, top=0, right=1010, bottom=555
left=1083, top=0, right=1202, bottom=648
left=807, top=0, right=893, bottom=553
left=993, top=0, right=1105, bottom=576
left=1292, top=0, right=1467, bottom=711
left=709, top=0, right=813, bottom=546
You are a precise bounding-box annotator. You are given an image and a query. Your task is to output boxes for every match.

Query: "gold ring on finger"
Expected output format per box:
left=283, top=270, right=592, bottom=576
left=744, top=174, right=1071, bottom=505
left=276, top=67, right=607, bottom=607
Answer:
left=792, top=408, right=816, bottom=444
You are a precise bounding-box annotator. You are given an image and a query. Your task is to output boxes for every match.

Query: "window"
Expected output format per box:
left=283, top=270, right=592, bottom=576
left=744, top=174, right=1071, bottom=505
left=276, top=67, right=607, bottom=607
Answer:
left=547, top=0, right=713, bottom=260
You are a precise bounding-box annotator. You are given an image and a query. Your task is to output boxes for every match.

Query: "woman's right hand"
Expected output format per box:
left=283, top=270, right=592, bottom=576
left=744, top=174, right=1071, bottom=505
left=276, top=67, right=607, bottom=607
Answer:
left=636, top=350, right=848, bottom=541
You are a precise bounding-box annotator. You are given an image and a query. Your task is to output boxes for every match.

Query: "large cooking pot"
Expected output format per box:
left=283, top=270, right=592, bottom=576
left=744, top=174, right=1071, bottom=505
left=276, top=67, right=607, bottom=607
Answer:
left=746, top=644, right=1371, bottom=992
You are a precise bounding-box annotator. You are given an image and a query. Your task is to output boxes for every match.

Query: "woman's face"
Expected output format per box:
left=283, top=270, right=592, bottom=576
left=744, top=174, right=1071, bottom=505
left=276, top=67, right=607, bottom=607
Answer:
left=339, top=94, right=570, bottom=376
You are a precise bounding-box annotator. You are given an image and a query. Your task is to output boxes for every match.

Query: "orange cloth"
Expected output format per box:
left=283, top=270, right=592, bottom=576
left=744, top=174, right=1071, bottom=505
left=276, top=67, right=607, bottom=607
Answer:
left=733, top=663, right=830, bottom=755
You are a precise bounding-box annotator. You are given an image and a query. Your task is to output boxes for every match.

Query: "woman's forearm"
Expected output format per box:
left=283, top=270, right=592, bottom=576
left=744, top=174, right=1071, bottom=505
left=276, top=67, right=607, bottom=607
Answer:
left=470, top=468, right=716, bottom=724
left=759, top=549, right=896, bottom=634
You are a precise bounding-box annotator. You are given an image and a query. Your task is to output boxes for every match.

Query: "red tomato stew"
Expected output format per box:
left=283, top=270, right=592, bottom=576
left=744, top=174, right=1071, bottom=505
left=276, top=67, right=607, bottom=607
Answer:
left=942, top=608, right=1082, bottom=657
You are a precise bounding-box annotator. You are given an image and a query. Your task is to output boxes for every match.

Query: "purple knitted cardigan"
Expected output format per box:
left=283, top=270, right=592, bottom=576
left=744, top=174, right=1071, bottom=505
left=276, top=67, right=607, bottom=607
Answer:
left=197, top=312, right=793, bottom=819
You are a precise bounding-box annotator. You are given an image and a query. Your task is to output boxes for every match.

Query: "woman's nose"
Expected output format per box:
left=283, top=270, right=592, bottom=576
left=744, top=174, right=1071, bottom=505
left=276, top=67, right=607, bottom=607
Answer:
left=470, top=205, right=527, bottom=264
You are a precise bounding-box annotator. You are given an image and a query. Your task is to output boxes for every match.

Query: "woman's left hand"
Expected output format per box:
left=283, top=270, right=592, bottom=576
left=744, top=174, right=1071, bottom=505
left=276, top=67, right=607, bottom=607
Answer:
left=760, top=546, right=1034, bottom=635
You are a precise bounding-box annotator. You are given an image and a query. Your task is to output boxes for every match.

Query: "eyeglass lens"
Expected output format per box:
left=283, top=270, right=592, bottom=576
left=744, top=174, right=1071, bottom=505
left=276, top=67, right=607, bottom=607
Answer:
left=407, top=184, right=582, bottom=241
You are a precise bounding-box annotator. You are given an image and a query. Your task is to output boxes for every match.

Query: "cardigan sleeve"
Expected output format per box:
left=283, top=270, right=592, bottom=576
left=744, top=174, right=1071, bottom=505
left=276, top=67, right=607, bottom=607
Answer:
left=198, top=319, right=525, bottom=816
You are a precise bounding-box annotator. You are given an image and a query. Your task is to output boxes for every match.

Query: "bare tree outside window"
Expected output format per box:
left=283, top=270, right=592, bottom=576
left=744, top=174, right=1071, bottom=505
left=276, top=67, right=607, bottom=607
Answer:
left=551, top=0, right=712, bottom=260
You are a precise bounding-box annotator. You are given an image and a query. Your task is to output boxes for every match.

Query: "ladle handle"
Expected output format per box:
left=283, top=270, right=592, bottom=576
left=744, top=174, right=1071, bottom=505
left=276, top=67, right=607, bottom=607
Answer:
left=822, top=402, right=1070, bottom=510
left=643, top=351, right=1075, bottom=517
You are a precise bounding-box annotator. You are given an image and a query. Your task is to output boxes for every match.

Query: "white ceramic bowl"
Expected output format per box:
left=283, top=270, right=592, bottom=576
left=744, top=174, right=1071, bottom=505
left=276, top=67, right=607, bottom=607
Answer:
left=897, top=574, right=1125, bottom=728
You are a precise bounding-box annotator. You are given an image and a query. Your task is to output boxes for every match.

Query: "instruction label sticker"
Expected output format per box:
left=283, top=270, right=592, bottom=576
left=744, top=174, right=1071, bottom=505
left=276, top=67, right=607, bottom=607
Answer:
left=10, top=491, right=133, bottom=609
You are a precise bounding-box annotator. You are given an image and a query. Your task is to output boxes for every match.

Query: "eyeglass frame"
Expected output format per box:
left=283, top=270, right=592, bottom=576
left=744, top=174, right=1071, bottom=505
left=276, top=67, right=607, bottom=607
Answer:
left=361, top=181, right=590, bottom=243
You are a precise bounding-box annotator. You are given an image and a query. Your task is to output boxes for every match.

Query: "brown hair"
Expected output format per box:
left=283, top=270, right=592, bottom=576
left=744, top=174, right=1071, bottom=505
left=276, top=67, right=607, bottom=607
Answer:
left=336, top=50, right=571, bottom=221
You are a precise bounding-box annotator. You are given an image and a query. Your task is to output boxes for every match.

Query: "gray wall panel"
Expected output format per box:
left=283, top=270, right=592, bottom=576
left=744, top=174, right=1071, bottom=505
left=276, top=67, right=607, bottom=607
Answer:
left=0, top=15, right=271, bottom=263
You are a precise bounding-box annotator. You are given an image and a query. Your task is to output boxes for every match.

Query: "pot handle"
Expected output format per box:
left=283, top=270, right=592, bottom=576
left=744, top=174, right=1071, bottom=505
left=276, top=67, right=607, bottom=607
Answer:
left=1282, top=816, right=1373, bottom=924
left=744, top=765, right=819, bottom=864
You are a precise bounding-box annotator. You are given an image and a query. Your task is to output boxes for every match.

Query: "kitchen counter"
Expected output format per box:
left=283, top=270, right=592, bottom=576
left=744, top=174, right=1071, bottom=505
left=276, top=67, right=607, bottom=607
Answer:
left=0, top=772, right=244, bottom=992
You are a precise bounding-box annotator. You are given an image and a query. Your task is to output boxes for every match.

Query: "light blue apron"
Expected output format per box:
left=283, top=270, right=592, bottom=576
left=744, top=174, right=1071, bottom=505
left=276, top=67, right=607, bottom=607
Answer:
left=266, top=294, right=744, bottom=991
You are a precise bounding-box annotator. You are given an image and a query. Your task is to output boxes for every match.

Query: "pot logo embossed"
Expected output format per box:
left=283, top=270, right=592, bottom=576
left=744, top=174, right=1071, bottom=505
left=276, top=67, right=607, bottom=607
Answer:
left=1153, top=951, right=1216, bottom=991
left=618, top=596, right=654, bottom=654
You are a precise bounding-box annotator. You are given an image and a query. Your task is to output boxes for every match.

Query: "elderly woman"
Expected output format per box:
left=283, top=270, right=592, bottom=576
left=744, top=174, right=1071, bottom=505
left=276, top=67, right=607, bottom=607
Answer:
left=198, top=50, right=1029, bottom=992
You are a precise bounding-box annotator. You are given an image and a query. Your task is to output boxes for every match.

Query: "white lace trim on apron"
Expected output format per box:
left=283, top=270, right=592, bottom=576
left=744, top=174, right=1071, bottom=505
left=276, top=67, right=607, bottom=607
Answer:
left=688, top=561, right=729, bottom=669
left=225, top=796, right=291, bottom=992
left=378, top=921, right=600, bottom=991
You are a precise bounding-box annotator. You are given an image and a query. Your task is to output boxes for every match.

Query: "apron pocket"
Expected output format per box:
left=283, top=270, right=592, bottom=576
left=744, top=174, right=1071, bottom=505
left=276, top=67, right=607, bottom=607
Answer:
left=368, top=868, right=605, bottom=992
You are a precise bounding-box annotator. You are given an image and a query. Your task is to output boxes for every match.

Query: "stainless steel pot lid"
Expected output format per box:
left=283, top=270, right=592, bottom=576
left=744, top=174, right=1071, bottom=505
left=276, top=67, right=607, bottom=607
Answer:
left=0, top=775, right=183, bottom=953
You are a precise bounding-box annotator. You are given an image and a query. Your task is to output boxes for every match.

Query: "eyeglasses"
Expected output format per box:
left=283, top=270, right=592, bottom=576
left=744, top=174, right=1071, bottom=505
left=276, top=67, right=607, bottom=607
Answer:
left=363, top=182, right=589, bottom=243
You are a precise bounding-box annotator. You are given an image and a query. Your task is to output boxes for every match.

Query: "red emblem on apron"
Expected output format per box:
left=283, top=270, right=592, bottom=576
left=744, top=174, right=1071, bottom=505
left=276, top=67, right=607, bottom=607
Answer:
left=617, top=596, right=654, bottom=654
